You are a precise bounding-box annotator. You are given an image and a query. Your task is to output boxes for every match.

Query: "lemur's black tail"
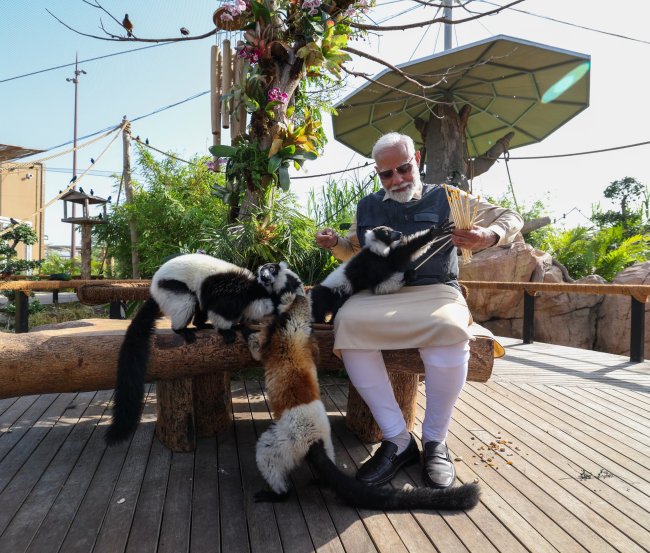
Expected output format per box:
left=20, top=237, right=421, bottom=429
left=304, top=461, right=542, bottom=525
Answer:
left=306, top=441, right=480, bottom=511
left=105, top=297, right=161, bottom=445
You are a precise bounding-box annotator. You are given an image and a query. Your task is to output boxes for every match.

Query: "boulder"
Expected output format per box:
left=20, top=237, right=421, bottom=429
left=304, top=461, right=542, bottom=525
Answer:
left=595, top=261, right=650, bottom=358
left=480, top=274, right=605, bottom=349
left=460, top=242, right=551, bottom=321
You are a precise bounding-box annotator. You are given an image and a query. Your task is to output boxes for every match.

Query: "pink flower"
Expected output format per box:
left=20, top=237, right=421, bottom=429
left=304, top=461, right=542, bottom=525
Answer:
left=268, top=87, right=289, bottom=103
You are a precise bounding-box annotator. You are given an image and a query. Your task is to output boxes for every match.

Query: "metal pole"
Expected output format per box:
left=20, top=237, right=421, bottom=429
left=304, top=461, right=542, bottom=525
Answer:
left=629, top=297, right=646, bottom=363
left=443, top=0, right=452, bottom=51
left=66, top=54, right=87, bottom=260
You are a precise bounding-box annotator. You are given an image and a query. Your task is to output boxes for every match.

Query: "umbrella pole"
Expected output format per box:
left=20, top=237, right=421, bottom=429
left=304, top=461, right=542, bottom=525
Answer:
left=443, top=0, right=452, bottom=50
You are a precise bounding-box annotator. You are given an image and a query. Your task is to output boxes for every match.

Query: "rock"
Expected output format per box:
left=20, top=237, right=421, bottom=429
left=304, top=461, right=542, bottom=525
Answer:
left=460, top=242, right=551, bottom=321
left=596, top=261, right=650, bottom=357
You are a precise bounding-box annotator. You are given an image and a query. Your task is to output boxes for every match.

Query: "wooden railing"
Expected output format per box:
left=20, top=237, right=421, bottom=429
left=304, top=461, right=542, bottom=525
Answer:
left=3, top=278, right=650, bottom=362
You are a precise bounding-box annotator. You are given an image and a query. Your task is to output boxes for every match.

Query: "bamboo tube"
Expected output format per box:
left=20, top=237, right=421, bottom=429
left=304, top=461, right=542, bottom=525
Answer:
left=231, top=49, right=241, bottom=139
left=221, top=39, right=232, bottom=130
left=210, top=44, right=221, bottom=142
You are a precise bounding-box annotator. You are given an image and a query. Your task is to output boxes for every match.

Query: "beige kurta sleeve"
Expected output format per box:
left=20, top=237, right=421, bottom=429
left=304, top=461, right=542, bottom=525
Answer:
left=329, top=219, right=361, bottom=262
left=458, top=192, right=524, bottom=246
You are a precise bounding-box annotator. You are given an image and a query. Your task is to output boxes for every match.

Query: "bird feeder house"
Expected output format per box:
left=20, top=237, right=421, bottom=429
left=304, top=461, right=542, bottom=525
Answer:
left=60, top=189, right=109, bottom=279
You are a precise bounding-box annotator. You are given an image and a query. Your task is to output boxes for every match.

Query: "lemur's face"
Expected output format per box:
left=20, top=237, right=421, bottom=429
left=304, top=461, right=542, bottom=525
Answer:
left=258, top=263, right=281, bottom=289
left=365, top=226, right=403, bottom=256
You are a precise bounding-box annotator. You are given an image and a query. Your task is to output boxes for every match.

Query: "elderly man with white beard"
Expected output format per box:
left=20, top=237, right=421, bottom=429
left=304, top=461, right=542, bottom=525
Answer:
left=315, top=132, right=523, bottom=489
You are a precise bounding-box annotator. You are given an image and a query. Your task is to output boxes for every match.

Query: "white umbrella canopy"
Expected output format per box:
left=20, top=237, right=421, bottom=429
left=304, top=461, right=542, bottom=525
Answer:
left=333, top=35, right=590, bottom=159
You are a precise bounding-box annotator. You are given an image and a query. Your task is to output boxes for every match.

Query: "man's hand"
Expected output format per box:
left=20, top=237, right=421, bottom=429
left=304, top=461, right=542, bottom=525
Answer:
left=451, top=225, right=499, bottom=251
left=315, top=227, right=339, bottom=249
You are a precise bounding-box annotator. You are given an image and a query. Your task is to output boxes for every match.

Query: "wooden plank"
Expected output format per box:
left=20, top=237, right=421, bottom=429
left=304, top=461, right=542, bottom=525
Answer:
left=581, top=386, right=650, bottom=420
left=490, top=382, right=650, bottom=491
left=93, top=387, right=157, bottom=553
left=190, top=437, right=220, bottom=553
left=546, top=385, right=650, bottom=438
left=125, top=429, right=172, bottom=553
left=465, top=382, right=650, bottom=515
left=0, top=394, right=60, bottom=465
left=453, top=387, right=650, bottom=552
left=0, top=392, right=94, bottom=534
left=238, top=380, right=303, bottom=553
left=595, top=387, right=650, bottom=412
left=23, top=392, right=115, bottom=553
left=0, top=396, right=21, bottom=418
left=57, top=393, right=154, bottom=553
left=157, top=451, right=194, bottom=553
left=523, top=383, right=650, bottom=458
left=216, top=381, right=250, bottom=553
left=1, top=390, right=111, bottom=552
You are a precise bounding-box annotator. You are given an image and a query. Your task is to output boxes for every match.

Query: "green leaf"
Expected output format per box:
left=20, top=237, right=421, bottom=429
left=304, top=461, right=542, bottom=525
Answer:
left=278, top=145, right=296, bottom=157
left=209, top=144, right=238, bottom=157
left=278, top=165, right=291, bottom=191
left=251, top=1, right=271, bottom=23
left=291, top=151, right=318, bottom=161
left=267, top=155, right=282, bottom=174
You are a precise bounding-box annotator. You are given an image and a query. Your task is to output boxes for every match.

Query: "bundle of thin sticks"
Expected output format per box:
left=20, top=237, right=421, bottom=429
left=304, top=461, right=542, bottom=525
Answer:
left=443, top=185, right=479, bottom=264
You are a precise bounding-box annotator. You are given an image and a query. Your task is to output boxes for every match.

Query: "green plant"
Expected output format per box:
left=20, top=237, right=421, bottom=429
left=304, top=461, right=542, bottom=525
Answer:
left=93, top=146, right=227, bottom=278
left=0, top=223, right=41, bottom=276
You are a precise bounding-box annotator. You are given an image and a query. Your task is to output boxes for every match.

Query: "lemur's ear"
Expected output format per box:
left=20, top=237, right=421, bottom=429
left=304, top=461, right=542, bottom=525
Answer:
left=280, top=261, right=288, bottom=269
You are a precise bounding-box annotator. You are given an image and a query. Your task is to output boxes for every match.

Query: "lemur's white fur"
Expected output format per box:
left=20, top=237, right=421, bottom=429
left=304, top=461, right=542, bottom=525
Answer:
left=256, top=400, right=334, bottom=495
left=151, top=253, right=273, bottom=329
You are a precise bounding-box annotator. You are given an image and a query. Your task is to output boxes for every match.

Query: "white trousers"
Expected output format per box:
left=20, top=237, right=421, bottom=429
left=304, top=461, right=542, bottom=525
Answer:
left=341, top=341, right=470, bottom=443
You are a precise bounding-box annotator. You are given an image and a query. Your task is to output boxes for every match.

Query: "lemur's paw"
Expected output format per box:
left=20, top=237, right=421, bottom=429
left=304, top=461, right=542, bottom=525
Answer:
left=247, top=332, right=263, bottom=361
left=218, top=328, right=237, bottom=344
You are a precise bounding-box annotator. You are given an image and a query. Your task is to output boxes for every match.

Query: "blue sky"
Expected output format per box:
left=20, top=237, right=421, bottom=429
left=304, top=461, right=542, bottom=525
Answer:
left=2, top=1, right=650, bottom=246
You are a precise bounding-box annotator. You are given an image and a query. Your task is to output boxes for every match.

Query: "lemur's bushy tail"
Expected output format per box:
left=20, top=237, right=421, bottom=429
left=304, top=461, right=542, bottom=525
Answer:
left=307, top=441, right=480, bottom=511
left=105, top=297, right=161, bottom=445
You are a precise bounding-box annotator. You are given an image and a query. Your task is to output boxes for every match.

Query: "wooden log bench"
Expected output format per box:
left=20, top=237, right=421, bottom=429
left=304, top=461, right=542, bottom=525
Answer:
left=2, top=281, right=498, bottom=450
left=1, top=317, right=496, bottom=451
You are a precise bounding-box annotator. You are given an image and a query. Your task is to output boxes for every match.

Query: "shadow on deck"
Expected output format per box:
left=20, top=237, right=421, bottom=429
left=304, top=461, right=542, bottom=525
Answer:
left=0, top=339, right=649, bottom=553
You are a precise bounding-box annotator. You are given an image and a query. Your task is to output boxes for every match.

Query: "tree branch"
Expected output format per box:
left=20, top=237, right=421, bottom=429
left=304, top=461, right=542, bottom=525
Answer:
left=350, top=0, right=525, bottom=32
left=47, top=8, right=216, bottom=43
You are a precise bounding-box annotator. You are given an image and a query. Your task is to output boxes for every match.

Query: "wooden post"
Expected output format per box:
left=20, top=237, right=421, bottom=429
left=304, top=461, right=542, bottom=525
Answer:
left=155, top=373, right=233, bottom=452
left=14, top=291, right=29, bottom=333
left=80, top=223, right=91, bottom=280
left=122, top=118, right=141, bottom=279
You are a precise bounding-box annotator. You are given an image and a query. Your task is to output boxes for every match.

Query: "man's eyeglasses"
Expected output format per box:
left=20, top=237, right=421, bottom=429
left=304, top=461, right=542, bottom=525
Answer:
left=376, top=155, right=415, bottom=180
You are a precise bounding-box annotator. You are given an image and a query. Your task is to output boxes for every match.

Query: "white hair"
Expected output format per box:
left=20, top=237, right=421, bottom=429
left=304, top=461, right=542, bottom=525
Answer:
left=371, top=132, right=415, bottom=160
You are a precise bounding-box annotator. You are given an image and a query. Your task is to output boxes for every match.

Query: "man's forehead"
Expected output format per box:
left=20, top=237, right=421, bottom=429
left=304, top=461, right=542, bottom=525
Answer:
left=375, top=146, right=410, bottom=164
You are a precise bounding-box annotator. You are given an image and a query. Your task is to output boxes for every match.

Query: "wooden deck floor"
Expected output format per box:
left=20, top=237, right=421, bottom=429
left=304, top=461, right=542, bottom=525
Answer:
left=1, top=339, right=649, bottom=553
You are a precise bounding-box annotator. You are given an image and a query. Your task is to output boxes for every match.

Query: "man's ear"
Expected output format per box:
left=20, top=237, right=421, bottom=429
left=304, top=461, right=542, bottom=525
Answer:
left=414, top=150, right=422, bottom=166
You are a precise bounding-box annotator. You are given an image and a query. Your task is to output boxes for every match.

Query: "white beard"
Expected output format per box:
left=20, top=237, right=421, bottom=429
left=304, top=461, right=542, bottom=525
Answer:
left=385, top=179, right=422, bottom=203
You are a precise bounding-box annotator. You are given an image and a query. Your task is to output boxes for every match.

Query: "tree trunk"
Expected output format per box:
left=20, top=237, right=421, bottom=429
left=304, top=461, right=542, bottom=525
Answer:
left=415, top=106, right=514, bottom=190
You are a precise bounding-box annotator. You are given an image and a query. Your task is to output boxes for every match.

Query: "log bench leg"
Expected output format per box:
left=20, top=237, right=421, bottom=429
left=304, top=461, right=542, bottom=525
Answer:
left=155, top=372, right=232, bottom=452
left=345, top=372, right=419, bottom=444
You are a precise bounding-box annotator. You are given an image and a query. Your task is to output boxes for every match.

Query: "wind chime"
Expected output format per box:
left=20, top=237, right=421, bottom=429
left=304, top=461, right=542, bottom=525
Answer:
left=210, top=38, right=248, bottom=152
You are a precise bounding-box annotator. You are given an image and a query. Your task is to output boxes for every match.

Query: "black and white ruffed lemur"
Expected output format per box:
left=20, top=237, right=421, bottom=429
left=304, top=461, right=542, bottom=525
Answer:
left=309, top=222, right=453, bottom=323
left=106, top=254, right=300, bottom=445
left=248, top=289, right=480, bottom=511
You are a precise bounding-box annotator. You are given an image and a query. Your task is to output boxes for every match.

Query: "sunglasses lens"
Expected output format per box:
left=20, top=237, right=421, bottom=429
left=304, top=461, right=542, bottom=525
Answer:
left=396, top=163, right=412, bottom=175
left=378, top=169, right=393, bottom=179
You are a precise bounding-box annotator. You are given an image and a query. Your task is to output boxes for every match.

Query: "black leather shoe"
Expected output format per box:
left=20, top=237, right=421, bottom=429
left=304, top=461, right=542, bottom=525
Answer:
left=356, top=435, right=420, bottom=486
left=423, top=441, right=456, bottom=489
